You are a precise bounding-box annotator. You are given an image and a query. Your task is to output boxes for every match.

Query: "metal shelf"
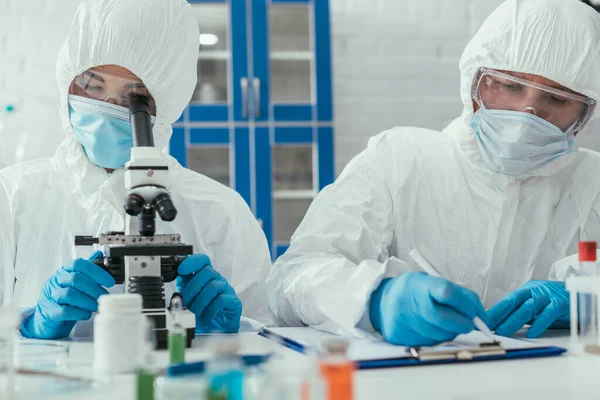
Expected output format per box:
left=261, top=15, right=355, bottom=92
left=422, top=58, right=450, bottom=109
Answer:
left=270, top=51, right=313, bottom=61
left=198, top=51, right=230, bottom=60
left=273, top=189, right=316, bottom=200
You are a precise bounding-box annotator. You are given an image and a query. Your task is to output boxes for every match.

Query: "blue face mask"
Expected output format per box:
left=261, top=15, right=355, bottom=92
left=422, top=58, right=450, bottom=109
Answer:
left=68, top=95, right=155, bottom=170
left=470, top=107, right=575, bottom=176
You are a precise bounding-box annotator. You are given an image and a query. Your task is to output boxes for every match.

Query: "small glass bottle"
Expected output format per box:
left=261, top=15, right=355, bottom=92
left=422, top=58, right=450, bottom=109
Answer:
left=0, top=307, right=19, bottom=399
left=303, top=348, right=326, bottom=400
left=205, top=338, right=244, bottom=400
left=319, top=339, right=354, bottom=400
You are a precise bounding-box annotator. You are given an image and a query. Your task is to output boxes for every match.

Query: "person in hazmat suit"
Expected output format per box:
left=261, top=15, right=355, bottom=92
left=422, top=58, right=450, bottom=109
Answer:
left=0, top=0, right=273, bottom=339
left=267, top=0, right=600, bottom=346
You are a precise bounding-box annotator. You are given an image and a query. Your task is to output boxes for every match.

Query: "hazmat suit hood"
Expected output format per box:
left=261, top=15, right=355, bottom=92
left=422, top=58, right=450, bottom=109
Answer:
left=449, top=0, right=600, bottom=178
left=53, top=0, right=199, bottom=192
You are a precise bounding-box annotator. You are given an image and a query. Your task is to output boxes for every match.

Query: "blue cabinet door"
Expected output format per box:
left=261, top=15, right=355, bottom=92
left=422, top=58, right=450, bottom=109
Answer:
left=251, top=0, right=319, bottom=123
left=186, top=0, right=250, bottom=123
left=170, top=125, right=252, bottom=208
left=173, top=0, right=334, bottom=260
left=254, top=123, right=334, bottom=258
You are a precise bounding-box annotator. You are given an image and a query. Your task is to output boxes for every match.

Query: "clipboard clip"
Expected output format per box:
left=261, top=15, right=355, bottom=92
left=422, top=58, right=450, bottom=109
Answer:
left=408, top=342, right=506, bottom=362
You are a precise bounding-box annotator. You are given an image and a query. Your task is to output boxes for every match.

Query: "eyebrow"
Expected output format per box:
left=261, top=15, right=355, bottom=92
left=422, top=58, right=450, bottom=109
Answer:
left=124, top=82, right=147, bottom=89
left=508, top=72, right=576, bottom=94
left=84, top=71, right=105, bottom=83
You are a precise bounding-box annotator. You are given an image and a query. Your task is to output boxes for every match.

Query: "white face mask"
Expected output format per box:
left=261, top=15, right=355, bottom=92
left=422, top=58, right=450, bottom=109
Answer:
left=470, top=107, right=575, bottom=176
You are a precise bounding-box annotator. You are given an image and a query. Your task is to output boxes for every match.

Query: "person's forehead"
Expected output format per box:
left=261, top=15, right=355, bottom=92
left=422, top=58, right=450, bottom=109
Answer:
left=89, top=65, right=143, bottom=83
left=499, top=70, right=580, bottom=95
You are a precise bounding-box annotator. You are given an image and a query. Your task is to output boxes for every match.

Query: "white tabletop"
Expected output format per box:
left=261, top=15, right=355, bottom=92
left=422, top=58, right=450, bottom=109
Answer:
left=25, top=330, right=600, bottom=400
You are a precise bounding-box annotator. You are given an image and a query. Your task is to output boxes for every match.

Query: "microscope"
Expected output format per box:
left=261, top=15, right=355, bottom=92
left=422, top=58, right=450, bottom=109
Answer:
left=75, top=95, right=196, bottom=349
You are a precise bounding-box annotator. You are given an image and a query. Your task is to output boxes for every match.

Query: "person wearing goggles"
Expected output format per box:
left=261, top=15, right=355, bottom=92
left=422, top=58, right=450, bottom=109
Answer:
left=68, top=65, right=158, bottom=172
left=0, top=0, right=274, bottom=340
left=266, top=0, right=600, bottom=345
left=470, top=67, right=596, bottom=176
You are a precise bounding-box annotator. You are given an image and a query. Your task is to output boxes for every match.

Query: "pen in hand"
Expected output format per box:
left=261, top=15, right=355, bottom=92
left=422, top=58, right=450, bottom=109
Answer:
left=408, top=249, right=496, bottom=343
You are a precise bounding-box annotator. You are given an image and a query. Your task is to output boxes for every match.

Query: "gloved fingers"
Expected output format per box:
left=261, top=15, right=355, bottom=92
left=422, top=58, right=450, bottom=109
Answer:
left=213, top=311, right=229, bottom=327
left=427, top=278, right=486, bottom=320
left=180, top=269, right=221, bottom=309
left=202, top=294, right=241, bottom=333
left=177, top=254, right=212, bottom=276
left=175, top=276, right=187, bottom=294
left=189, top=280, right=228, bottom=316
left=412, top=312, right=462, bottom=342
left=486, top=288, right=533, bottom=330
left=63, top=257, right=115, bottom=288
left=494, top=295, right=551, bottom=337
left=59, top=305, right=93, bottom=322
left=527, top=301, right=568, bottom=338
left=421, top=300, right=476, bottom=335
left=88, top=250, right=104, bottom=262
left=54, top=269, right=110, bottom=300
left=386, top=324, right=448, bottom=347
left=52, top=286, right=100, bottom=313
left=460, top=288, right=487, bottom=319
left=39, top=301, right=92, bottom=322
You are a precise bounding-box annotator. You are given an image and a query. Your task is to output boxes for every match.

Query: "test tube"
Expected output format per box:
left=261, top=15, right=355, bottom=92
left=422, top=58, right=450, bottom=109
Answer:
left=168, top=296, right=186, bottom=365
left=137, top=316, right=157, bottom=400
left=578, top=242, right=597, bottom=344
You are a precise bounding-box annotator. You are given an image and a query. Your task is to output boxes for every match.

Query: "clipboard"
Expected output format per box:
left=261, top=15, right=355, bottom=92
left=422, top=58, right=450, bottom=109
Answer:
left=258, top=328, right=567, bottom=370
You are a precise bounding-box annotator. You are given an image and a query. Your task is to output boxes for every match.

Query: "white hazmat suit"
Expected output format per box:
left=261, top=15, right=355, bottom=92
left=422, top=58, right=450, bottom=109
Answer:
left=267, top=0, right=600, bottom=337
left=0, top=0, right=273, bottom=332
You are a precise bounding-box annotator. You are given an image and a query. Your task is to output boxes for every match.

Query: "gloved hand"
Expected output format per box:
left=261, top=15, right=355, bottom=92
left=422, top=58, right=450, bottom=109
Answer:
left=176, top=254, right=242, bottom=333
left=20, top=251, right=115, bottom=339
left=369, top=272, right=486, bottom=346
left=486, top=280, right=570, bottom=339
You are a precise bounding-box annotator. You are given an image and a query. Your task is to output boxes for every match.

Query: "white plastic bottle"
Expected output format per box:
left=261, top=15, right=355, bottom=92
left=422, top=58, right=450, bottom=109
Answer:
left=94, top=293, right=145, bottom=375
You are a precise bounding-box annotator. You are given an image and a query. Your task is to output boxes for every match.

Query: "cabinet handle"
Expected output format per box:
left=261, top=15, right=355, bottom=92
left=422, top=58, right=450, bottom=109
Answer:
left=252, top=77, right=261, bottom=118
left=241, top=77, right=249, bottom=118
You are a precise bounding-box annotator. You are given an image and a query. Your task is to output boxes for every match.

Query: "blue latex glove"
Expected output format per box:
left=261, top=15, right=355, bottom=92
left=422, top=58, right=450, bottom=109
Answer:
left=176, top=254, right=242, bottom=333
left=369, top=272, right=486, bottom=346
left=486, top=280, right=570, bottom=339
left=21, top=251, right=115, bottom=339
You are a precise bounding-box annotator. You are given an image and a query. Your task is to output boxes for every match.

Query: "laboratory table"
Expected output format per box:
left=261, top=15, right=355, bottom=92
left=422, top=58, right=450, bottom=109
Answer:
left=37, top=330, right=600, bottom=400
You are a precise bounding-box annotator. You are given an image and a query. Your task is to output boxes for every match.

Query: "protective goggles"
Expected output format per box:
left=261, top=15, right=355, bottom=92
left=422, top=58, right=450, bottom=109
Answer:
left=69, top=66, right=157, bottom=115
left=472, top=67, right=596, bottom=133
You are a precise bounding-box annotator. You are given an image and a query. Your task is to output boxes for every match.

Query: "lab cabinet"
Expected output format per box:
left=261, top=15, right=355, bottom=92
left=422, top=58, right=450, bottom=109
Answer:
left=171, top=0, right=334, bottom=259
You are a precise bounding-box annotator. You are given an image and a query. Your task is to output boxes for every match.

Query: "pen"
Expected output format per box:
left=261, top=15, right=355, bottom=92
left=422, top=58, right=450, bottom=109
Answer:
left=166, top=354, right=271, bottom=377
left=408, top=249, right=496, bottom=343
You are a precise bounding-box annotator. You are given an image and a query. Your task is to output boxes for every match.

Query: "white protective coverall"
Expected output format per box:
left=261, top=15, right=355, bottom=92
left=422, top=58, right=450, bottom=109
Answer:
left=0, top=0, right=273, bottom=333
left=267, top=0, right=600, bottom=337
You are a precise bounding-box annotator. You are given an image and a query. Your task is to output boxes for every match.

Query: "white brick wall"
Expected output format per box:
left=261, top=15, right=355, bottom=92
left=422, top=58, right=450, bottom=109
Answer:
left=0, top=0, right=598, bottom=173
left=0, top=0, right=80, bottom=167
left=330, top=0, right=600, bottom=173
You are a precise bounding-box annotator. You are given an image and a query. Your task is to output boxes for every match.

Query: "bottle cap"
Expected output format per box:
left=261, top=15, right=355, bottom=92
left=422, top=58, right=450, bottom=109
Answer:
left=323, top=338, right=350, bottom=355
left=98, top=293, right=143, bottom=315
left=579, top=241, right=597, bottom=262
